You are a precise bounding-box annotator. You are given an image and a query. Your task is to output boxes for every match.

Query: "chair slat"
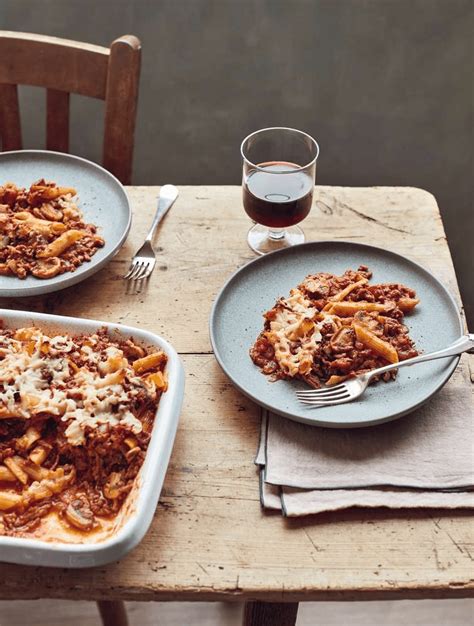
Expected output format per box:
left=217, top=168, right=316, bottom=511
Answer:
left=103, top=36, right=141, bottom=185
left=0, top=31, right=108, bottom=99
left=46, top=89, right=69, bottom=152
left=0, top=83, right=22, bottom=151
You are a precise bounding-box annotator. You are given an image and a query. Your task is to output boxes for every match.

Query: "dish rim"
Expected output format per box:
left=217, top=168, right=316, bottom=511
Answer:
left=0, top=309, right=184, bottom=567
left=209, top=239, right=463, bottom=428
left=0, top=149, right=132, bottom=298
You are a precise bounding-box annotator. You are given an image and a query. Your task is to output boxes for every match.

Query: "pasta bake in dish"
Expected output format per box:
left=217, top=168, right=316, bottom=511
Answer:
left=0, top=325, right=167, bottom=539
left=251, top=266, right=419, bottom=387
left=0, top=180, right=104, bottom=279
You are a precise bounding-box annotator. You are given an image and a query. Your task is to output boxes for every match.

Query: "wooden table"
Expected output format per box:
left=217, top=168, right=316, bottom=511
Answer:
left=0, top=186, right=472, bottom=626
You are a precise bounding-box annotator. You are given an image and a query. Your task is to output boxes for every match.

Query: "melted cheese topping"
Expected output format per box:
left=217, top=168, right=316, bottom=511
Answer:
left=0, top=329, right=152, bottom=446
left=267, top=288, right=323, bottom=376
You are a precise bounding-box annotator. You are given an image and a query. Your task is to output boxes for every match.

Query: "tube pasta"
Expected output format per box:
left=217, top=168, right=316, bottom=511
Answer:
left=132, top=351, right=167, bottom=374
left=352, top=322, right=399, bottom=364
left=38, top=229, right=85, bottom=258
left=14, top=212, right=67, bottom=235
left=398, top=297, right=420, bottom=312
left=29, top=183, right=77, bottom=201
left=20, top=460, right=51, bottom=482
left=146, top=371, right=168, bottom=392
left=329, top=301, right=392, bottom=316
left=29, top=443, right=52, bottom=466
left=287, top=318, right=315, bottom=340
left=323, top=278, right=368, bottom=309
left=15, top=427, right=41, bottom=451
left=25, top=467, right=76, bottom=503
left=0, top=492, right=22, bottom=511
left=0, top=467, right=17, bottom=482
left=4, top=457, right=29, bottom=485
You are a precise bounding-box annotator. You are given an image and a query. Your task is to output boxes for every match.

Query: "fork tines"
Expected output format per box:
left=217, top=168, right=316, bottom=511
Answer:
left=124, top=259, right=154, bottom=281
left=296, top=384, right=352, bottom=405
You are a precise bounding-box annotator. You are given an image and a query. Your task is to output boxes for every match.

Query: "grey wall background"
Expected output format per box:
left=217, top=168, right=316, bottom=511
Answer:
left=1, top=0, right=473, bottom=324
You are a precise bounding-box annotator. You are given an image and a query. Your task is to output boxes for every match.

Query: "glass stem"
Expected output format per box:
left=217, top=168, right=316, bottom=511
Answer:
left=268, top=228, right=285, bottom=240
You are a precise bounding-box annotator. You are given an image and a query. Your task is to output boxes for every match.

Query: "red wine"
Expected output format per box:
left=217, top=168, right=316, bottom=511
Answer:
left=243, top=161, right=313, bottom=228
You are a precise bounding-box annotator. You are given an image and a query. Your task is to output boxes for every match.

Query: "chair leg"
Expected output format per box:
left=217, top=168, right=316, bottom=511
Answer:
left=97, top=600, right=129, bottom=626
left=243, top=601, right=299, bottom=626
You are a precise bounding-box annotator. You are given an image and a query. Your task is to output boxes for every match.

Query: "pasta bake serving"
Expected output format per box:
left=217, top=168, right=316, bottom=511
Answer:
left=251, top=266, right=420, bottom=387
left=0, top=325, right=167, bottom=539
left=0, top=180, right=104, bottom=279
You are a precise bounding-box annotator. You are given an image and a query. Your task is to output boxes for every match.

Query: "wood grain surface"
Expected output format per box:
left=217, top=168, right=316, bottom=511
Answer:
left=102, top=35, right=141, bottom=185
left=0, top=83, right=22, bottom=150
left=0, top=186, right=471, bottom=602
left=46, top=89, right=70, bottom=153
left=0, top=31, right=109, bottom=98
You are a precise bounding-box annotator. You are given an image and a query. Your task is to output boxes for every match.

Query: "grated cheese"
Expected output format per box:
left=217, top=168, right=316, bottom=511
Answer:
left=0, top=331, right=149, bottom=446
left=267, top=288, right=323, bottom=376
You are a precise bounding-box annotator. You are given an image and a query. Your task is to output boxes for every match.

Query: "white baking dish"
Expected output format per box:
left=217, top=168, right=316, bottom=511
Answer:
left=0, top=309, right=184, bottom=568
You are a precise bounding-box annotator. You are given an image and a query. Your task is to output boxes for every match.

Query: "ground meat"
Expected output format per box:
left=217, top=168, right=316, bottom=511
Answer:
left=330, top=327, right=355, bottom=353
left=250, top=335, right=277, bottom=370
left=251, top=266, right=419, bottom=387
left=0, top=180, right=104, bottom=280
left=2, top=502, right=53, bottom=534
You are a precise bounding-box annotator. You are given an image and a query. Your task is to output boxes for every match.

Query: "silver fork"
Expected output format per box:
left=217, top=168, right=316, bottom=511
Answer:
left=297, top=334, right=474, bottom=407
left=124, top=184, right=179, bottom=282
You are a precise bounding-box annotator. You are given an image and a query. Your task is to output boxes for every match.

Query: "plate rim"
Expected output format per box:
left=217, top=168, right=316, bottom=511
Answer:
left=209, top=239, right=463, bottom=428
left=0, top=149, right=132, bottom=297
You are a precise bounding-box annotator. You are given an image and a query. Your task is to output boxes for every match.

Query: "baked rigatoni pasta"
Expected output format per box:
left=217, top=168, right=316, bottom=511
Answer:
left=250, top=266, right=419, bottom=387
left=0, top=325, right=167, bottom=539
left=0, top=180, right=104, bottom=279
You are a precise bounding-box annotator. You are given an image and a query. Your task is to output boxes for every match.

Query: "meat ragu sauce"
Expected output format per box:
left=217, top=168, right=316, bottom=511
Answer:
left=0, top=180, right=104, bottom=280
left=0, top=325, right=167, bottom=540
left=250, top=266, right=419, bottom=388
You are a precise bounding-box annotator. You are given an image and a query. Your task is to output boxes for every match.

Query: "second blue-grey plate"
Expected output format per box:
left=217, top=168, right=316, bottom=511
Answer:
left=210, top=241, right=462, bottom=428
left=0, top=150, right=131, bottom=297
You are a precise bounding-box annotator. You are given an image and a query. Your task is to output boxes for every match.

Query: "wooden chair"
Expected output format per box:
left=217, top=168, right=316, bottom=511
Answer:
left=0, top=31, right=141, bottom=184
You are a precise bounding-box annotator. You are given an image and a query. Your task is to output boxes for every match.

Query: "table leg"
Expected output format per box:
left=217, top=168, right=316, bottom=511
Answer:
left=96, top=600, right=129, bottom=626
left=243, top=601, right=299, bottom=626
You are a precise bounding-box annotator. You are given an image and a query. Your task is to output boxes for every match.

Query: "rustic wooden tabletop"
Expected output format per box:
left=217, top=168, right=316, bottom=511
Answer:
left=0, top=186, right=472, bottom=624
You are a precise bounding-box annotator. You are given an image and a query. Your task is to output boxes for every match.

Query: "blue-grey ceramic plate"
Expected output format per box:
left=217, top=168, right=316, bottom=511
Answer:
left=210, top=241, right=463, bottom=428
left=0, top=150, right=131, bottom=297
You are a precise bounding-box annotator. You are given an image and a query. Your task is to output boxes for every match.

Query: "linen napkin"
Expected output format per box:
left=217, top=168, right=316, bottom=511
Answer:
left=256, top=357, right=474, bottom=516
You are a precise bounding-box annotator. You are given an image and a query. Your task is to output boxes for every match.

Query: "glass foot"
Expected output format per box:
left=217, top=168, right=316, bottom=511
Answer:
left=247, top=224, right=305, bottom=255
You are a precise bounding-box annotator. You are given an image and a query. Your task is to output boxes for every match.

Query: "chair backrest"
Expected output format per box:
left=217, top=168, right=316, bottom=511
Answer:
left=0, top=31, right=141, bottom=184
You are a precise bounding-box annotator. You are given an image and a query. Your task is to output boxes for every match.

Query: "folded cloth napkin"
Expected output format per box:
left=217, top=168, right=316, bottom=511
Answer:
left=256, top=357, right=474, bottom=516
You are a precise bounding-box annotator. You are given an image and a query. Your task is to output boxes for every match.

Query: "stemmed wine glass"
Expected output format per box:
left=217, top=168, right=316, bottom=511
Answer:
left=241, top=127, right=319, bottom=255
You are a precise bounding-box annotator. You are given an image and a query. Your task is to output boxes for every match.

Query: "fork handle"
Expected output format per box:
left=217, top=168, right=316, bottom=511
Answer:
left=366, top=333, right=474, bottom=380
left=145, top=184, right=179, bottom=243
